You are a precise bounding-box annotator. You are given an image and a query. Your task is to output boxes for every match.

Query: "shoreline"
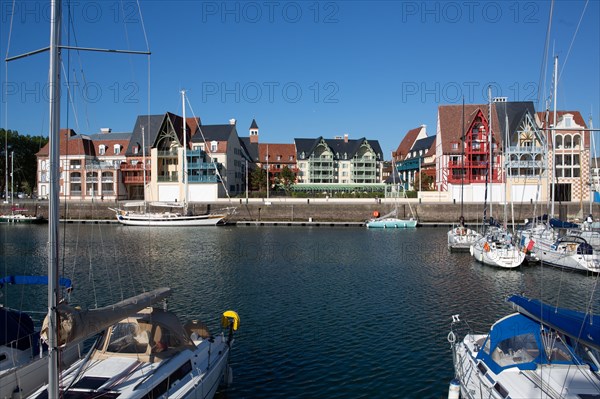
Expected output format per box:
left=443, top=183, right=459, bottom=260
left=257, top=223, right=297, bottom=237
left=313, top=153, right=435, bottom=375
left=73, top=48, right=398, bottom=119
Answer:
left=2, top=199, right=597, bottom=224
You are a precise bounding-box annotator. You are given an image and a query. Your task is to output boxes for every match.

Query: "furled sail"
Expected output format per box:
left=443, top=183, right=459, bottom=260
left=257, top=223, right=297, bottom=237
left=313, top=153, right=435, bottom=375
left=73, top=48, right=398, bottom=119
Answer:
left=41, top=287, right=172, bottom=346
left=508, top=294, right=600, bottom=352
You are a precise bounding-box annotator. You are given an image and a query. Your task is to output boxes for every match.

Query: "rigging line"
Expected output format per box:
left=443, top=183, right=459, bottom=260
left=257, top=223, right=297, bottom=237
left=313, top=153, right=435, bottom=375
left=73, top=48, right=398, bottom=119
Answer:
left=536, top=0, right=554, bottom=110
left=558, top=0, right=589, bottom=83
left=60, top=63, right=81, bottom=132
left=136, top=0, right=151, bottom=53
left=3, top=0, right=16, bottom=59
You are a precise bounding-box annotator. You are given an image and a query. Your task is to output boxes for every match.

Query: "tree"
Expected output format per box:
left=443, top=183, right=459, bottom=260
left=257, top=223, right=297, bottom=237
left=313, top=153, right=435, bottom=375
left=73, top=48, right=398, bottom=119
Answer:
left=250, top=167, right=267, bottom=191
left=0, top=129, right=48, bottom=197
left=275, top=166, right=296, bottom=193
left=412, top=171, right=434, bottom=191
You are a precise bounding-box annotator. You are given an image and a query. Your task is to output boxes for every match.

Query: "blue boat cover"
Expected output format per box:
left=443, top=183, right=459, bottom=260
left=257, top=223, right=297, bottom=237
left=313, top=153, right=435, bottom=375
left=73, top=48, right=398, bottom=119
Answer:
left=508, top=294, right=600, bottom=352
left=549, top=218, right=579, bottom=229
left=0, top=275, right=72, bottom=289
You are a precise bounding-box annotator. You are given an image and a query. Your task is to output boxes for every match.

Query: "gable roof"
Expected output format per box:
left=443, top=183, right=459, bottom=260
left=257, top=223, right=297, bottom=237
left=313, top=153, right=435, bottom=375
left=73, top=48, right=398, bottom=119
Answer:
left=394, top=127, right=422, bottom=159
left=294, top=136, right=383, bottom=160
left=250, top=119, right=259, bottom=129
left=192, top=124, right=236, bottom=143
left=494, top=102, right=537, bottom=145
left=411, top=135, right=436, bottom=153
left=126, top=115, right=165, bottom=156
left=437, top=104, right=501, bottom=154
left=536, top=110, right=587, bottom=129
left=239, top=137, right=259, bottom=162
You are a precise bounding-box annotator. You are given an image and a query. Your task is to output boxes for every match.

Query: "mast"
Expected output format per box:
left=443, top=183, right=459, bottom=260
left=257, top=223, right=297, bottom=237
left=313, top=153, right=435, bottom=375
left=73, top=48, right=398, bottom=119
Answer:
left=551, top=55, right=558, bottom=220
left=181, top=90, right=188, bottom=210
left=590, top=113, right=595, bottom=215
left=141, top=125, right=147, bottom=213
left=10, top=151, right=13, bottom=214
left=47, top=0, right=62, bottom=397
left=460, top=97, right=465, bottom=224
left=266, top=144, right=269, bottom=199
left=488, top=86, right=493, bottom=220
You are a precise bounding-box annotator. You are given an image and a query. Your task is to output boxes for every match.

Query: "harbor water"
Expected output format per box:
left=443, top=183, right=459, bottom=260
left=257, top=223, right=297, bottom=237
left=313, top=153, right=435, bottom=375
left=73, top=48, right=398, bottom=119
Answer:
left=2, top=223, right=599, bottom=398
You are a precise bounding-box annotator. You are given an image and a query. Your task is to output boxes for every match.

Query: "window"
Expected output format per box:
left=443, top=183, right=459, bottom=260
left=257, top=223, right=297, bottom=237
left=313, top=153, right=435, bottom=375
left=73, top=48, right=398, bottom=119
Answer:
left=289, top=156, right=294, bottom=161
left=133, top=145, right=139, bottom=154
left=210, top=141, right=218, bottom=153
left=99, top=145, right=106, bottom=155
left=114, top=144, right=121, bottom=155
left=452, top=142, right=459, bottom=150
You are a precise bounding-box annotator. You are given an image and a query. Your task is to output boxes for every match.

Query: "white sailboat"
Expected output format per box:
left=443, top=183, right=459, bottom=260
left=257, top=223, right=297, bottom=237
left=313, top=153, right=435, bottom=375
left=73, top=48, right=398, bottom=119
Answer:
left=448, top=295, right=600, bottom=399
left=529, top=57, right=600, bottom=273
left=470, top=92, right=524, bottom=268
left=12, top=1, right=240, bottom=398
left=366, top=156, right=417, bottom=228
left=111, top=92, right=231, bottom=226
left=448, top=100, right=482, bottom=251
left=0, top=152, right=46, bottom=224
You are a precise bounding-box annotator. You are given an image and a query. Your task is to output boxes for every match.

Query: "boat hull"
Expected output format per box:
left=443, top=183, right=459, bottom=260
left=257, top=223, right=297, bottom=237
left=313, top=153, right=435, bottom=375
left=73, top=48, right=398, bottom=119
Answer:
left=366, top=218, right=417, bottom=228
left=116, top=212, right=225, bottom=226
left=533, top=237, right=600, bottom=273
left=470, top=238, right=524, bottom=268
left=447, top=227, right=482, bottom=251
left=0, top=215, right=46, bottom=224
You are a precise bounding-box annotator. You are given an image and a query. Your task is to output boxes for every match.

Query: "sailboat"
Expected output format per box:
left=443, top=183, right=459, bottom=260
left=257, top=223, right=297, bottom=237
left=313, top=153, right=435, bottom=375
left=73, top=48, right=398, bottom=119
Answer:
left=366, top=155, right=417, bottom=228
left=528, top=57, right=600, bottom=273
left=470, top=93, right=524, bottom=268
left=448, top=295, right=600, bottom=398
left=111, top=91, right=231, bottom=226
left=448, top=99, right=482, bottom=251
left=8, top=1, right=240, bottom=398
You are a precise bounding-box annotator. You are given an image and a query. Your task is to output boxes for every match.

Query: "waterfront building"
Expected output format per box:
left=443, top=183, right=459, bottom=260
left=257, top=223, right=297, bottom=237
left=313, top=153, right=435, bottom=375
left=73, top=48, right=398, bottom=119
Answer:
left=393, top=125, right=436, bottom=190
left=36, top=128, right=130, bottom=201
left=293, top=135, right=384, bottom=193
left=435, top=100, right=550, bottom=203
left=537, top=110, right=591, bottom=207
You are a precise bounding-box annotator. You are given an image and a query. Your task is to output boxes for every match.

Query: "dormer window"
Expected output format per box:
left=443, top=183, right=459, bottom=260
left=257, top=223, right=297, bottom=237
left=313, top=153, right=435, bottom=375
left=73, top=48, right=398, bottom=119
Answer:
left=113, top=144, right=121, bottom=155
left=452, top=142, right=459, bottom=150
left=99, top=145, right=106, bottom=155
left=133, top=145, right=139, bottom=154
left=210, top=141, right=218, bottom=153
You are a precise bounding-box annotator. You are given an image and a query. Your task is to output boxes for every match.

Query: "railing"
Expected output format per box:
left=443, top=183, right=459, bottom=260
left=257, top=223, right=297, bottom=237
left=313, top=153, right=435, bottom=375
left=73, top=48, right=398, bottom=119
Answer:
left=123, top=175, right=149, bottom=183
left=120, top=163, right=147, bottom=171
left=188, top=162, right=217, bottom=170
left=188, top=175, right=220, bottom=183
left=158, top=150, right=178, bottom=157
left=157, top=174, right=178, bottom=182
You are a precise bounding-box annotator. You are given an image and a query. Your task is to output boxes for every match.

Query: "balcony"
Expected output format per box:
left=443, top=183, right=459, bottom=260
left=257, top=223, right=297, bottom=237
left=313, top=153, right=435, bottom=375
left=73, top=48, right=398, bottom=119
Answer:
left=188, top=175, right=220, bottom=183
left=123, top=175, right=148, bottom=183
left=158, top=150, right=178, bottom=157
left=157, top=173, right=178, bottom=182
left=86, top=162, right=118, bottom=170
left=188, top=162, right=218, bottom=170
left=120, top=163, right=148, bottom=171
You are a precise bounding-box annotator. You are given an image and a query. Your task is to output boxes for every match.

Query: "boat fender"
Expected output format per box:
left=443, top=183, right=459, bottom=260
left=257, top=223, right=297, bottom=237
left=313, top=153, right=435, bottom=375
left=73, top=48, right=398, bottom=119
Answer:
left=221, top=310, right=240, bottom=331
left=447, top=379, right=460, bottom=399
left=373, top=211, right=380, bottom=218
left=225, top=366, right=234, bottom=386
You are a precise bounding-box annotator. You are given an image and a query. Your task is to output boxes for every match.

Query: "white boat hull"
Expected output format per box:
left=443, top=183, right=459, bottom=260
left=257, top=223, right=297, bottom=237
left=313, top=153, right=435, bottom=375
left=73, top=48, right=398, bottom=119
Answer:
left=470, top=238, right=524, bottom=268
left=447, top=227, right=482, bottom=251
left=533, top=237, right=600, bottom=273
left=366, top=218, right=417, bottom=228
left=116, top=212, right=225, bottom=226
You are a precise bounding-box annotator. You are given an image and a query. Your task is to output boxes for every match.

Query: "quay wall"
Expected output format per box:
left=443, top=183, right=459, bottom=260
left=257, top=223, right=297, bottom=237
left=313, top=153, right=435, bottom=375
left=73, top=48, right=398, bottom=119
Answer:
left=2, top=199, right=597, bottom=224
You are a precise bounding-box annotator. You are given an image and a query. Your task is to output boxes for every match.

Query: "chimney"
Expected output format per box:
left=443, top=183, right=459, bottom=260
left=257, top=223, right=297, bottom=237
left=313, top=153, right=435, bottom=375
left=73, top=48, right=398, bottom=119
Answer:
left=100, top=128, right=111, bottom=134
left=229, top=118, right=236, bottom=125
left=344, top=134, right=348, bottom=143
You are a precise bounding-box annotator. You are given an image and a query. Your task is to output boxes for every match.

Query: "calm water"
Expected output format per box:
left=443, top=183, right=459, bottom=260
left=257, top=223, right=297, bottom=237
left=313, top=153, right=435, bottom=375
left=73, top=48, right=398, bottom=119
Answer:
left=2, top=223, right=600, bottom=398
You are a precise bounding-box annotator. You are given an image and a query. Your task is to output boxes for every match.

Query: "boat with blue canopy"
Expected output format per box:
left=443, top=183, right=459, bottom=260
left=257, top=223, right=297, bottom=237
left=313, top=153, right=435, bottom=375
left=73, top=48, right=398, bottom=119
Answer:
left=449, top=297, right=600, bottom=398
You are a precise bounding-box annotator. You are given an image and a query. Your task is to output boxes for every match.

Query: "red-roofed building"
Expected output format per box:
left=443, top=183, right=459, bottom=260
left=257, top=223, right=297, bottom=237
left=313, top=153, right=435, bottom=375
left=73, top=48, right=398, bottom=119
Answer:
left=36, top=128, right=130, bottom=200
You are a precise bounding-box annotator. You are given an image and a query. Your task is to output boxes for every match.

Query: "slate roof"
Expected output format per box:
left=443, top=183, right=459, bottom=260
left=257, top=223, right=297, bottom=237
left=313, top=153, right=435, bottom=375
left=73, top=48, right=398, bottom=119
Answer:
left=494, top=102, right=536, bottom=145
left=192, top=124, right=236, bottom=143
left=239, top=137, right=259, bottom=162
left=294, top=137, right=383, bottom=160
left=411, top=135, right=435, bottom=153
left=126, top=114, right=165, bottom=156
left=250, top=119, right=259, bottom=129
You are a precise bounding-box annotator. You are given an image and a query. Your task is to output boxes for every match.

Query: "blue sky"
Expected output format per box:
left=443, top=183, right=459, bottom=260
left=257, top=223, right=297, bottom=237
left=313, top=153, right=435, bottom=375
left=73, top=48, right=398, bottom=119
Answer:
left=1, top=0, right=599, bottom=157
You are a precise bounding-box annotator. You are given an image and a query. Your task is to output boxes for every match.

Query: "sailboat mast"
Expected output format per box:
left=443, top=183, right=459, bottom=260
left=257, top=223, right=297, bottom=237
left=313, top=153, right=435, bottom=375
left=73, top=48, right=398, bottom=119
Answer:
left=488, top=86, right=493, bottom=220
left=460, top=98, right=465, bottom=223
left=551, top=55, right=558, bottom=220
left=590, top=113, right=595, bottom=215
left=142, top=126, right=147, bottom=213
left=47, top=0, right=62, bottom=397
left=181, top=90, right=188, bottom=207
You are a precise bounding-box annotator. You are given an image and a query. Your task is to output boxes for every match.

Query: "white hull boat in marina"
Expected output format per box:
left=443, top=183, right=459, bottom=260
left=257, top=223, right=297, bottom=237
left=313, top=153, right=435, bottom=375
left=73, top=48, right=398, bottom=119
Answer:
left=470, top=227, right=524, bottom=268
left=449, top=295, right=600, bottom=399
